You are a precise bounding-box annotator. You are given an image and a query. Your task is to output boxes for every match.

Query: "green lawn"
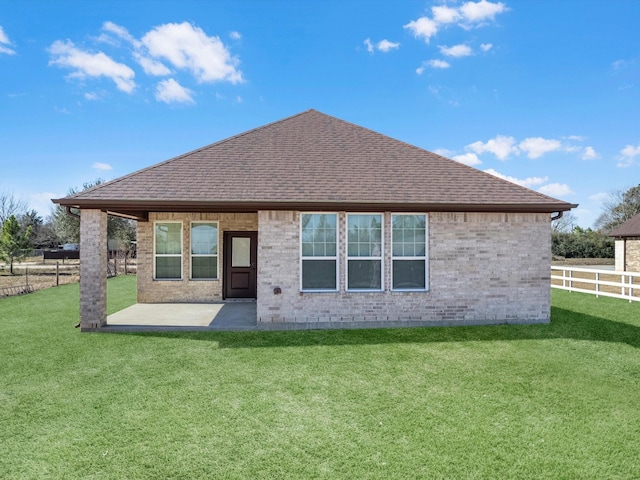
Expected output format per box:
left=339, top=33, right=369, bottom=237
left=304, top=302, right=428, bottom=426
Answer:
left=1, top=276, right=639, bottom=479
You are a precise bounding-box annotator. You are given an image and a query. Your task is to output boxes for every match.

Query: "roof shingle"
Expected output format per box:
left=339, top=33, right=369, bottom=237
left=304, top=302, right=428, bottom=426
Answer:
left=55, top=109, right=577, bottom=217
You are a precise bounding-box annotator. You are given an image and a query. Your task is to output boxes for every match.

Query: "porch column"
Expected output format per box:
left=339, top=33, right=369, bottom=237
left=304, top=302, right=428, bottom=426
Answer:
left=79, top=209, right=108, bottom=331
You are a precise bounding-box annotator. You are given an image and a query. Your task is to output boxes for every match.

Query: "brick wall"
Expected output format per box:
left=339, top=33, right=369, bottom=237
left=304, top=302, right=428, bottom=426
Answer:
left=617, top=237, right=640, bottom=272
left=137, top=212, right=257, bottom=302
left=80, top=209, right=108, bottom=330
left=256, top=211, right=551, bottom=325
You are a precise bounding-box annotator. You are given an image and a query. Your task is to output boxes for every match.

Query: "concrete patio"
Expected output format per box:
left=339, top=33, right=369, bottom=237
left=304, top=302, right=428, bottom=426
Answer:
left=104, top=301, right=258, bottom=331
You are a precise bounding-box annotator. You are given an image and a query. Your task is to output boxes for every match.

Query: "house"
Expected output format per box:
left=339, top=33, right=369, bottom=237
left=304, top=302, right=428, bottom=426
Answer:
left=609, top=213, right=640, bottom=271
left=53, top=109, right=576, bottom=331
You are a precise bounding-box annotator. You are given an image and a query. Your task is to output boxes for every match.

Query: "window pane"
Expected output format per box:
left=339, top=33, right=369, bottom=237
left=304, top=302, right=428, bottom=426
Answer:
left=191, top=223, right=217, bottom=255
left=392, top=215, right=426, bottom=258
left=301, top=213, right=337, bottom=258
left=348, top=214, right=382, bottom=257
left=302, top=260, right=336, bottom=290
left=156, top=256, right=181, bottom=279
left=192, top=256, right=217, bottom=279
left=155, top=223, right=181, bottom=254
left=348, top=260, right=382, bottom=290
left=393, top=260, right=426, bottom=290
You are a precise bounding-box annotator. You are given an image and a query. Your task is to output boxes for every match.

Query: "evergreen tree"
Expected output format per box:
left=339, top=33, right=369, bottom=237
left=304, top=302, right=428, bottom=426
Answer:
left=0, top=215, right=32, bottom=273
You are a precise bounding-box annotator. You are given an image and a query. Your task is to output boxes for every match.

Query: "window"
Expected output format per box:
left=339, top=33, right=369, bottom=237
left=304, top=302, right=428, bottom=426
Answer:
left=155, top=222, right=182, bottom=279
left=301, top=213, right=338, bottom=291
left=392, top=214, right=427, bottom=290
left=191, top=222, right=218, bottom=279
left=347, top=214, right=383, bottom=291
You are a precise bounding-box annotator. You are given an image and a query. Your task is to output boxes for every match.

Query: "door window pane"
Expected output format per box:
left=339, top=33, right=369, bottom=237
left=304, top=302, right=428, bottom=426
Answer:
left=232, top=237, right=251, bottom=267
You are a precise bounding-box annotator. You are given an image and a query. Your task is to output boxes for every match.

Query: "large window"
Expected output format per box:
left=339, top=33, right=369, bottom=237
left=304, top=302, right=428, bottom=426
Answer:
left=301, top=213, right=338, bottom=291
left=347, top=214, right=383, bottom=291
left=191, top=222, right=218, bottom=279
left=155, top=222, right=182, bottom=279
left=392, top=214, right=427, bottom=290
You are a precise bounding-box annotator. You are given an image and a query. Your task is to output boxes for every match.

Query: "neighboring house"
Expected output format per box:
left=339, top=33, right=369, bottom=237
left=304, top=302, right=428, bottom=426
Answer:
left=609, top=213, right=640, bottom=271
left=54, top=109, right=576, bottom=331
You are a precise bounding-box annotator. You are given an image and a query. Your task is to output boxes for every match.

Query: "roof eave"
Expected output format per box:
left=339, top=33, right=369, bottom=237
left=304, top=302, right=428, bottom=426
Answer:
left=53, top=198, right=578, bottom=219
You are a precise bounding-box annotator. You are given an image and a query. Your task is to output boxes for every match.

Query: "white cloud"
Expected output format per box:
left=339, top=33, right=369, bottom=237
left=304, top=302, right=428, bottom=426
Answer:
left=0, top=26, right=16, bottom=55
left=566, top=135, right=586, bottom=141
left=365, top=38, right=400, bottom=53
left=404, top=17, right=439, bottom=43
left=439, top=44, right=473, bottom=57
left=155, top=78, right=195, bottom=104
left=518, top=137, right=562, bottom=159
left=30, top=192, right=62, bottom=218
left=460, top=0, right=508, bottom=24
left=84, top=92, right=100, bottom=100
left=230, top=31, right=241, bottom=40
left=480, top=43, right=493, bottom=52
left=588, top=192, right=609, bottom=203
left=538, top=183, right=574, bottom=197
left=618, top=144, right=640, bottom=167
left=102, top=21, right=140, bottom=47
left=484, top=168, right=548, bottom=188
left=133, top=52, right=171, bottom=76
left=431, top=6, right=462, bottom=24
left=453, top=153, right=482, bottom=166
left=434, top=148, right=454, bottom=157
left=377, top=39, right=400, bottom=52
left=427, top=59, right=451, bottom=69
left=142, top=22, right=243, bottom=84
left=48, top=40, right=136, bottom=93
left=92, top=162, right=113, bottom=171
left=405, top=1, right=507, bottom=46
left=364, top=38, right=374, bottom=53
left=582, top=146, right=598, bottom=160
left=468, top=135, right=518, bottom=160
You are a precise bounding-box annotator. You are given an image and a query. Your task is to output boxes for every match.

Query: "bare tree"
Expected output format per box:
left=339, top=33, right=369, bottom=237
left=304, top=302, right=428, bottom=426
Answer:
left=0, top=190, right=28, bottom=226
left=552, top=212, right=577, bottom=233
left=594, top=185, right=640, bottom=232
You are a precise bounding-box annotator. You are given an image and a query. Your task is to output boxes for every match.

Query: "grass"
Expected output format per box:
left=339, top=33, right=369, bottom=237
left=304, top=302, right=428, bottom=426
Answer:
left=1, top=277, right=639, bottom=479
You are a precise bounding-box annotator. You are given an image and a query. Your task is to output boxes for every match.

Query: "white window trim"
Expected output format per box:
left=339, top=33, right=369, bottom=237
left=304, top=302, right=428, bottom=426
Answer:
left=391, top=213, right=429, bottom=292
left=190, top=221, right=219, bottom=280
left=153, top=221, right=183, bottom=280
left=346, top=213, right=384, bottom=292
left=300, top=212, right=339, bottom=292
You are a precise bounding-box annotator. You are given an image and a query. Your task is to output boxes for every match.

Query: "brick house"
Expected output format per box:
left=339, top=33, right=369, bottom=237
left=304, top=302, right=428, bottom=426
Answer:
left=54, top=110, right=576, bottom=331
left=610, top=213, right=640, bottom=272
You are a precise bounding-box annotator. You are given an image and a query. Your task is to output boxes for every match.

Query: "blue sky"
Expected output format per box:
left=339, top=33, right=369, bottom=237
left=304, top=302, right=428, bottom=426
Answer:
left=1, top=0, right=639, bottom=227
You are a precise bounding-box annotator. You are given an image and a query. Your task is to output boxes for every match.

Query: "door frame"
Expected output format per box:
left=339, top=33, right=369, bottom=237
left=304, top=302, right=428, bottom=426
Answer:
left=222, top=231, right=258, bottom=299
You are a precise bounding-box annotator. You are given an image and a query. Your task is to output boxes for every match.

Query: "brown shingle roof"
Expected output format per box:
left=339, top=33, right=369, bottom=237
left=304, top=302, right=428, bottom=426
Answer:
left=609, top=213, right=640, bottom=237
left=54, top=109, right=577, bottom=219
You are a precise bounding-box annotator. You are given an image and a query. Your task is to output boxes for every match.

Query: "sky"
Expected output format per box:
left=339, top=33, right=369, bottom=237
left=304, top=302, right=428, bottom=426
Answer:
left=1, top=0, right=639, bottom=228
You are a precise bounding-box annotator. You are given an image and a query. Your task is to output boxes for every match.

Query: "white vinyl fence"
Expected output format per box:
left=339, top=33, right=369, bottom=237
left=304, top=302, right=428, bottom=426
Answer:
left=551, top=266, right=640, bottom=302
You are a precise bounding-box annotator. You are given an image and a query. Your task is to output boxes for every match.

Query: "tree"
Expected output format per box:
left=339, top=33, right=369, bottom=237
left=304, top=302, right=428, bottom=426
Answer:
left=552, top=212, right=577, bottom=233
left=594, top=185, right=640, bottom=233
left=0, top=215, right=32, bottom=273
left=52, top=180, right=136, bottom=249
left=0, top=190, right=28, bottom=228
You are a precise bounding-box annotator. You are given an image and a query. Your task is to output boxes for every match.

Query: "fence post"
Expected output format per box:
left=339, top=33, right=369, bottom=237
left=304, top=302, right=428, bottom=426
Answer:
left=25, top=266, right=28, bottom=287
left=56, top=261, right=60, bottom=286
left=596, top=272, right=599, bottom=298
